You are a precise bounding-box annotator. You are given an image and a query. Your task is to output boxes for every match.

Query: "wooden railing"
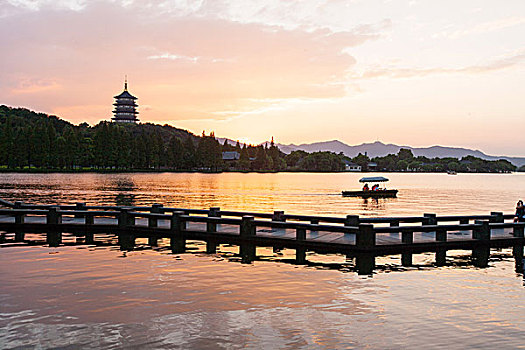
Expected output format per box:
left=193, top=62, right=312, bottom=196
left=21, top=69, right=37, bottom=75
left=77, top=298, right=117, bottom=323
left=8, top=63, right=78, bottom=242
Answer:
left=0, top=200, right=524, bottom=275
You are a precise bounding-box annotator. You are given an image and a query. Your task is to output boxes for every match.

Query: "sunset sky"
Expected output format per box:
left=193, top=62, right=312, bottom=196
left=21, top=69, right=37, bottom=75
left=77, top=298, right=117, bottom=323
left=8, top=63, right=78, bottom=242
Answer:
left=1, top=0, right=524, bottom=156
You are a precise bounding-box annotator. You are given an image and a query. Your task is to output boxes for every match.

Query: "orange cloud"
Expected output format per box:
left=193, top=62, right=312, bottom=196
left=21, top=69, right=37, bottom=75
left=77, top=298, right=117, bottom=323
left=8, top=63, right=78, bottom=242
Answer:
left=0, top=1, right=385, bottom=124
left=10, top=78, right=61, bottom=94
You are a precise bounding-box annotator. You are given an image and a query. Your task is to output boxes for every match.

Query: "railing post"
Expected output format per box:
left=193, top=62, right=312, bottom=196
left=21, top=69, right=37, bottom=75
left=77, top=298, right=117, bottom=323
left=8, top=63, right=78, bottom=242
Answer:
left=240, top=216, right=256, bottom=263
left=513, top=224, right=524, bottom=273
left=14, top=201, right=23, bottom=209
left=75, top=202, right=86, bottom=219
left=472, top=220, right=490, bottom=267
left=118, top=208, right=134, bottom=228
left=459, top=218, right=469, bottom=235
left=489, top=211, right=505, bottom=238
left=342, top=219, right=358, bottom=261
left=401, top=228, right=413, bottom=267
left=435, top=228, right=447, bottom=266
left=489, top=212, right=504, bottom=223
left=356, top=224, right=375, bottom=249
left=356, top=224, right=375, bottom=275
left=119, top=234, right=135, bottom=251
left=206, top=207, right=221, bottom=254
left=148, top=204, right=163, bottom=247
left=390, top=220, right=400, bottom=237
left=46, top=207, right=62, bottom=225
left=423, top=213, right=437, bottom=225
left=310, top=218, right=319, bottom=235
left=14, top=211, right=25, bottom=242
left=272, top=211, right=285, bottom=252
left=209, top=207, right=221, bottom=217
left=272, top=211, right=285, bottom=222
left=46, top=206, right=62, bottom=224
left=295, top=228, right=307, bottom=264
left=148, top=204, right=163, bottom=227
left=85, top=213, right=94, bottom=244
left=423, top=213, right=437, bottom=239
left=344, top=215, right=359, bottom=228
left=147, top=234, right=158, bottom=247
left=85, top=214, right=94, bottom=225
left=118, top=208, right=135, bottom=251
left=46, top=206, right=62, bottom=247
left=170, top=211, right=186, bottom=254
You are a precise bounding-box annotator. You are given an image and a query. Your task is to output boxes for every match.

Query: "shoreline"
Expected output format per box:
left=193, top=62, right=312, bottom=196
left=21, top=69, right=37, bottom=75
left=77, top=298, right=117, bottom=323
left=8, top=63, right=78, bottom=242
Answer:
left=0, top=168, right=518, bottom=174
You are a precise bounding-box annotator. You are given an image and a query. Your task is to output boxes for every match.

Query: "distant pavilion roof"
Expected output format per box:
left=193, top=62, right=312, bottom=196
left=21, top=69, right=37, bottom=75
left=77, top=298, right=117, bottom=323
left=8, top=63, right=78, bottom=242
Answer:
left=222, top=151, right=240, bottom=161
left=114, top=90, right=137, bottom=99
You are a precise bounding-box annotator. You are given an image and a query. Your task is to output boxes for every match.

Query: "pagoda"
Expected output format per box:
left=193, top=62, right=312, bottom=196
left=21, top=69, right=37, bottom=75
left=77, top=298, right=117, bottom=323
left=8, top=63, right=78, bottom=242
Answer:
left=112, top=77, right=139, bottom=123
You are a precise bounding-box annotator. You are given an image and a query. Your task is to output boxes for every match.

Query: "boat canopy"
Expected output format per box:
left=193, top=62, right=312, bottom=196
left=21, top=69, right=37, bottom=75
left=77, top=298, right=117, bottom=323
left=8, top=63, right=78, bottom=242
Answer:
left=359, top=176, right=389, bottom=183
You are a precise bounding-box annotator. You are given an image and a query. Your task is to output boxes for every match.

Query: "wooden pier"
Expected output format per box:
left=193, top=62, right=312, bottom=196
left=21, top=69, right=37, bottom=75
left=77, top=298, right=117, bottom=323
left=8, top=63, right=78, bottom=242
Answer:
left=0, top=198, right=524, bottom=275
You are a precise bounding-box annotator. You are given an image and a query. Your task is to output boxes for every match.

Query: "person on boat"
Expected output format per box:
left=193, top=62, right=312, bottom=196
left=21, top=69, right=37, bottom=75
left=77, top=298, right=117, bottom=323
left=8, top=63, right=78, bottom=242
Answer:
left=371, top=184, right=379, bottom=191
left=362, top=183, right=369, bottom=191
left=514, top=200, right=525, bottom=222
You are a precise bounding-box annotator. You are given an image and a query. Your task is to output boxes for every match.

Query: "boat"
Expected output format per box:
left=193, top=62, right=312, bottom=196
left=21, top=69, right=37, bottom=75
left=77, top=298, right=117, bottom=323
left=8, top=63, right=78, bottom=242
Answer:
left=447, top=171, right=457, bottom=175
left=342, top=176, right=398, bottom=198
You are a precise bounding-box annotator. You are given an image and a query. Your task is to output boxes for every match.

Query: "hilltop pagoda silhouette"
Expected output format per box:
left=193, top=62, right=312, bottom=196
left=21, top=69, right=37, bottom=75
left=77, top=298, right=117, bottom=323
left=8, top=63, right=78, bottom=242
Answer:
left=112, top=77, right=139, bottom=123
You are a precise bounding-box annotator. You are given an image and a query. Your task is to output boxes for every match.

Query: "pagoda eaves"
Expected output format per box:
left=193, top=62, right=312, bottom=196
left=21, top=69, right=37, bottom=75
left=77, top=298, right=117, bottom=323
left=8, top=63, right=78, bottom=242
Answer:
left=112, top=79, right=139, bottom=123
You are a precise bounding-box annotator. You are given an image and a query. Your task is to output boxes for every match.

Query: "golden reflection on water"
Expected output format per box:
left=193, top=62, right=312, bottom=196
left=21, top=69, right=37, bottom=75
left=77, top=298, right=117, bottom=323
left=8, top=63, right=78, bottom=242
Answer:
left=0, top=245, right=373, bottom=348
left=2, top=244, right=525, bottom=349
left=1, top=172, right=525, bottom=216
left=2, top=173, right=525, bottom=348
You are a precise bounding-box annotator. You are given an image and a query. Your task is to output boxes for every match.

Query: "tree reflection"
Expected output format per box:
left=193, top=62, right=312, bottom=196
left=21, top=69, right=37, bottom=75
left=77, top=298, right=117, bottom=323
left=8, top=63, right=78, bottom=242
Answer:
left=111, top=176, right=136, bottom=206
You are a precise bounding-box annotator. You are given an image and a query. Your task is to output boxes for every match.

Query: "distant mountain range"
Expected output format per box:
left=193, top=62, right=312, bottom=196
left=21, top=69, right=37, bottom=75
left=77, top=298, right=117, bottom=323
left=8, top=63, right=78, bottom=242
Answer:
left=218, top=138, right=525, bottom=167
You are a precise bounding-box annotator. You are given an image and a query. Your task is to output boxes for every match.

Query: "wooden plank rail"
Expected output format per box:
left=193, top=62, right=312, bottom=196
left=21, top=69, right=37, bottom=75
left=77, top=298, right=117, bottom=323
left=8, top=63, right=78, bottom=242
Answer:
left=0, top=198, right=15, bottom=208
left=1, top=200, right=524, bottom=275
left=6, top=201, right=518, bottom=225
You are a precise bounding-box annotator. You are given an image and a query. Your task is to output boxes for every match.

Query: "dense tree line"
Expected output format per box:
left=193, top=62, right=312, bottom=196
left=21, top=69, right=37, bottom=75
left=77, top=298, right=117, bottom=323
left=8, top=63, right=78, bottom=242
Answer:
left=0, top=106, right=204, bottom=170
left=0, top=106, right=517, bottom=173
left=0, top=106, right=345, bottom=172
left=221, top=138, right=288, bottom=171
left=351, top=148, right=516, bottom=173
left=284, top=150, right=345, bottom=171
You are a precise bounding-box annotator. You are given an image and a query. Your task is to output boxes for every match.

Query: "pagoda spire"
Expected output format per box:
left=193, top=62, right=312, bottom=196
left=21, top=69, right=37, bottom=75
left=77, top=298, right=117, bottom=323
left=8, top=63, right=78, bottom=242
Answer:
left=112, top=77, right=139, bottom=123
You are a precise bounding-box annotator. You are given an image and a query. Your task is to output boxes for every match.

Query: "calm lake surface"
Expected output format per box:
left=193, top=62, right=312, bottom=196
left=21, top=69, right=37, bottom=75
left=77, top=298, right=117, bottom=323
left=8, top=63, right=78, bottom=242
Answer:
left=1, top=172, right=525, bottom=349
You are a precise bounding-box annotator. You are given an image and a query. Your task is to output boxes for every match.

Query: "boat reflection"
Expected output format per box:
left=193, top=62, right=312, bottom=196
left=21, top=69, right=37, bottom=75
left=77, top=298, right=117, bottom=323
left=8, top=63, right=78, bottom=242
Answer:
left=360, top=197, right=397, bottom=212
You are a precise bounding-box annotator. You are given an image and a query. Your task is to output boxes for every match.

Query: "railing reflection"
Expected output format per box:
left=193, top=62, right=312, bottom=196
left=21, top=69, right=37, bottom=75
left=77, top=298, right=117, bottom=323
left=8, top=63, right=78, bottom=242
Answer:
left=1, top=230, right=525, bottom=278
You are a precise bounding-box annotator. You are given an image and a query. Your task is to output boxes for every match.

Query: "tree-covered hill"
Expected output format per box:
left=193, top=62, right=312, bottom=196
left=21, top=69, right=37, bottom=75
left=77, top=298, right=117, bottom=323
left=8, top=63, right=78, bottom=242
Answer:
left=0, top=105, right=515, bottom=173
left=0, top=105, right=300, bottom=171
left=0, top=105, right=203, bottom=170
left=351, top=148, right=516, bottom=173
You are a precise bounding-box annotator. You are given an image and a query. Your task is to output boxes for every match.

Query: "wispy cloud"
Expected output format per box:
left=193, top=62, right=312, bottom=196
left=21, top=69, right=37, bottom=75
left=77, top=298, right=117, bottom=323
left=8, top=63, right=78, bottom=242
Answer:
left=0, top=1, right=388, bottom=122
left=10, top=78, right=61, bottom=94
left=147, top=53, right=200, bottom=62
left=6, top=0, right=87, bottom=11
left=2, top=0, right=525, bottom=156
left=146, top=52, right=233, bottom=64
left=355, top=50, right=525, bottom=79
left=433, top=16, right=525, bottom=40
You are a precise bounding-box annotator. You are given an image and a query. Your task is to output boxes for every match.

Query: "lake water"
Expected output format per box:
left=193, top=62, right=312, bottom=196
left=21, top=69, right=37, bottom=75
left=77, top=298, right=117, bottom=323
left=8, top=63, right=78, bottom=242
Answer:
left=1, top=172, right=525, bottom=349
